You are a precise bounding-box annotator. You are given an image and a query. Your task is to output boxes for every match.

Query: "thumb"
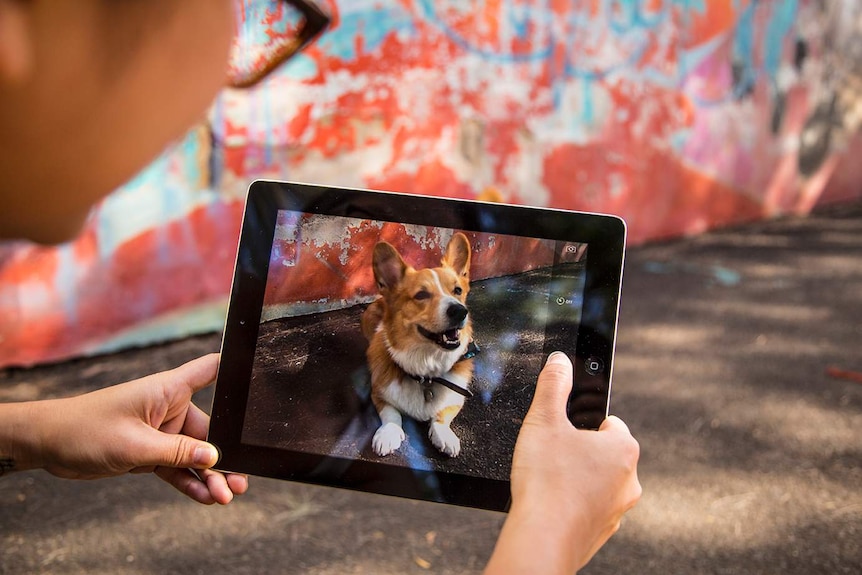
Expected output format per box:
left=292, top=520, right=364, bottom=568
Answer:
left=161, top=353, right=220, bottom=396
left=137, top=429, right=220, bottom=470
left=525, top=352, right=573, bottom=425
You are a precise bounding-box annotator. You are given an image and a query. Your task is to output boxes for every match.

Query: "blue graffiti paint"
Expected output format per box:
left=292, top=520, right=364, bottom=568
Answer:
left=56, top=245, right=79, bottom=323
left=177, top=128, right=204, bottom=191
left=608, top=0, right=670, bottom=34
left=281, top=53, right=320, bottom=81
left=729, top=0, right=799, bottom=99
left=732, top=0, right=757, bottom=99
left=412, top=0, right=798, bottom=114
left=415, top=0, right=553, bottom=62
left=236, top=1, right=295, bottom=45
left=95, top=130, right=204, bottom=261
left=582, top=76, right=596, bottom=127
left=763, top=0, right=798, bottom=81
left=508, top=1, right=533, bottom=39
left=317, top=4, right=417, bottom=62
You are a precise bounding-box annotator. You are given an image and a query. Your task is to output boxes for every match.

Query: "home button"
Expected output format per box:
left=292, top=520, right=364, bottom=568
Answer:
left=585, top=357, right=605, bottom=376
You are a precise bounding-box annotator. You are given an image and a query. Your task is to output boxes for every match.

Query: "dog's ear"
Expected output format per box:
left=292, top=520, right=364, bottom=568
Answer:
left=442, top=232, right=471, bottom=278
left=372, top=242, right=408, bottom=291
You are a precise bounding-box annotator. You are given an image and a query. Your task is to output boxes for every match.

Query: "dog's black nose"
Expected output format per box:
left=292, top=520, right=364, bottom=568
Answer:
left=447, top=303, right=468, bottom=324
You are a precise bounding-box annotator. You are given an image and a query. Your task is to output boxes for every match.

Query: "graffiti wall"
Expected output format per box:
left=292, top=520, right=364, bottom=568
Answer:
left=2, top=0, right=862, bottom=367
left=259, top=212, right=559, bottom=321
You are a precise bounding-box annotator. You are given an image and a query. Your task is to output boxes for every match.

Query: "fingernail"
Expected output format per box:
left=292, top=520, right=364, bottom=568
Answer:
left=546, top=351, right=569, bottom=365
left=194, top=445, right=218, bottom=467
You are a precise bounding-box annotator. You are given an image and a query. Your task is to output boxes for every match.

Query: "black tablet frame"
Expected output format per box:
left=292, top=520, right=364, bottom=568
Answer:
left=208, top=180, right=626, bottom=512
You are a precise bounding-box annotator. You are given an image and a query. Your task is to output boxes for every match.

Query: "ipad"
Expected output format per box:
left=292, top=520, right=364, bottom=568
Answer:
left=208, top=180, right=626, bottom=512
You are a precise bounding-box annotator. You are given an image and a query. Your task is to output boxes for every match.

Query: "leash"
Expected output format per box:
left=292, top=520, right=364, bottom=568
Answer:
left=405, top=341, right=480, bottom=402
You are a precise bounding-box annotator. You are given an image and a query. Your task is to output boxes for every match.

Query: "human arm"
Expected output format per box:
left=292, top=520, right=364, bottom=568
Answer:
left=484, top=352, right=641, bottom=574
left=0, top=353, right=247, bottom=505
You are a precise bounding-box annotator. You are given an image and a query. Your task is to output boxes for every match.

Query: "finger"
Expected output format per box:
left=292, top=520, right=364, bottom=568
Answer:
left=599, top=416, right=642, bottom=496
left=598, top=414, right=631, bottom=434
left=598, top=416, right=641, bottom=462
left=599, top=416, right=641, bottom=464
left=161, top=353, right=220, bottom=396
left=524, top=352, right=574, bottom=425
left=226, top=473, right=250, bottom=496
left=135, top=427, right=219, bottom=470
left=200, top=468, right=235, bottom=505
left=180, top=402, right=211, bottom=441
left=155, top=466, right=216, bottom=505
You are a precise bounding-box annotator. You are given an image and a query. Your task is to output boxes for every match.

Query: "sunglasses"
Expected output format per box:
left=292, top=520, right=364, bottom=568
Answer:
left=227, top=0, right=331, bottom=88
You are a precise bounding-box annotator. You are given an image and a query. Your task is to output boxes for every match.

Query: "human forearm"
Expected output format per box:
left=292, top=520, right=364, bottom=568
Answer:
left=484, top=354, right=641, bottom=574
left=485, top=502, right=588, bottom=575
left=0, top=400, right=50, bottom=475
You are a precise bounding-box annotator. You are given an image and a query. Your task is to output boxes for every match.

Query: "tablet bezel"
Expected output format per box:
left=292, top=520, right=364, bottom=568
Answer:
left=208, top=180, right=626, bottom=512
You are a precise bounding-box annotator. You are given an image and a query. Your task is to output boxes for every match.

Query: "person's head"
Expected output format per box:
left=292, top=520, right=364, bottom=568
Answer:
left=0, top=0, right=328, bottom=244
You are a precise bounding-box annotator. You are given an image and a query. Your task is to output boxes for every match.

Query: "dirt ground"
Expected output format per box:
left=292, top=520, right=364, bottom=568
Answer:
left=242, top=267, right=560, bottom=484
left=1, top=202, right=860, bottom=574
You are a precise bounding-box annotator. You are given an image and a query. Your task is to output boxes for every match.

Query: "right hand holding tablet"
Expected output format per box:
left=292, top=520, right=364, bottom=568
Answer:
left=485, top=352, right=641, bottom=574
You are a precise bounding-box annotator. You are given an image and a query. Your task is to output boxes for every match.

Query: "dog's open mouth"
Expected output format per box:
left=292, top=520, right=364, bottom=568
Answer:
left=418, top=325, right=462, bottom=350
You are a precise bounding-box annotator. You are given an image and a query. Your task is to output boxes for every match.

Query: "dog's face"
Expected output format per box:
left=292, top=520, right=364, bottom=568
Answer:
left=372, top=233, right=472, bottom=355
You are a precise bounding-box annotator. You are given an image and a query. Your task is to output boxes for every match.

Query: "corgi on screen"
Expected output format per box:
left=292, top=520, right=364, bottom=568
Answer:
left=361, top=232, right=477, bottom=457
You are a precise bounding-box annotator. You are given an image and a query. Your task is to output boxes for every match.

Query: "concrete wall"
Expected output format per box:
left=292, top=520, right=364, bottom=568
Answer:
left=2, top=0, right=862, bottom=367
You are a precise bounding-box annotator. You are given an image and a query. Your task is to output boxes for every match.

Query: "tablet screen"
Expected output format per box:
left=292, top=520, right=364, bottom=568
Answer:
left=242, top=210, right=587, bottom=483
left=209, top=181, right=625, bottom=511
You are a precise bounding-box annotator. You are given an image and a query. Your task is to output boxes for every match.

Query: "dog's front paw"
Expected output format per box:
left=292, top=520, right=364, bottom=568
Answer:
left=429, top=422, right=461, bottom=457
left=372, top=422, right=405, bottom=456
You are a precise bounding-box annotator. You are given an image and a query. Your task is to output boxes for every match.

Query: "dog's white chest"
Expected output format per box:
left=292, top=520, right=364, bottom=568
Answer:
left=382, top=374, right=467, bottom=422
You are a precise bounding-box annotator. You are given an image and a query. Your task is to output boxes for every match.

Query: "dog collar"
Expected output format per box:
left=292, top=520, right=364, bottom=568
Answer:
left=407, top=341, right=480, bottom=402
left=410, top=373, right=474, bottom=401
left=461, top=340, right=481, bottom=361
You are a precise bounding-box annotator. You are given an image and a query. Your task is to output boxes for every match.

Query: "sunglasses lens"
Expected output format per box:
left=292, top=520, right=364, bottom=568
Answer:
left=228, top=0, right=308, bottom=87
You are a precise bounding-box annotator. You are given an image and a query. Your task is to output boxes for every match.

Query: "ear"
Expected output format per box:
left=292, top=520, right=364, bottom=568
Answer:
left=372, top=242, right=408, bottom=291
left=0, top=0, right=34, bottom=85
left=442, top=232, right=471, bottom=278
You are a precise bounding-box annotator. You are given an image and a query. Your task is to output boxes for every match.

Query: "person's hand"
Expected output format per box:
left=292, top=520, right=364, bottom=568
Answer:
left=485, top=352, right=641, bottom=574
left=28, top=354, right=247, bottom=504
